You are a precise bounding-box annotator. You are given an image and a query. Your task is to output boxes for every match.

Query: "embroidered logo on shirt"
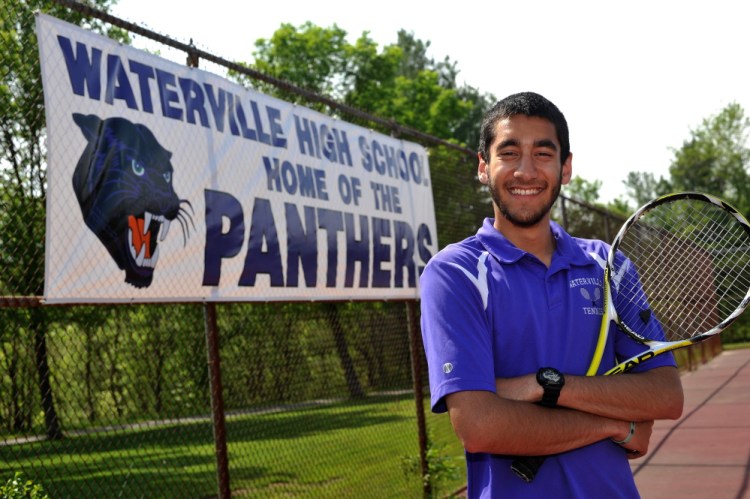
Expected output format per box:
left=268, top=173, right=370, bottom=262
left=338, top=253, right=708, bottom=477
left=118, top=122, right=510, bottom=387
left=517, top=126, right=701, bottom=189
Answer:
left=443, top=363, right=454, bottom=374
left=579, top=286, right=604, bottom=315
left=580, top=286, right=601, bottom=305
left=569, top=277, right=604, bottom=316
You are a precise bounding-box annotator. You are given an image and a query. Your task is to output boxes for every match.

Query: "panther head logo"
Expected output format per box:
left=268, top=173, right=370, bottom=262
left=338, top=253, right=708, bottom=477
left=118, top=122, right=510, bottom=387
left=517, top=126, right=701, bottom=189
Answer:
left=71, top=113, right=194, bottom=288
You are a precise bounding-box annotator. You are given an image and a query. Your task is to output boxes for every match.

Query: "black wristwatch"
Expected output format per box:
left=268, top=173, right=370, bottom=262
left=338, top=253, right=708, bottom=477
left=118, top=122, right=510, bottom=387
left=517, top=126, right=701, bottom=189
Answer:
left=536, top=367, right=565, bottom=407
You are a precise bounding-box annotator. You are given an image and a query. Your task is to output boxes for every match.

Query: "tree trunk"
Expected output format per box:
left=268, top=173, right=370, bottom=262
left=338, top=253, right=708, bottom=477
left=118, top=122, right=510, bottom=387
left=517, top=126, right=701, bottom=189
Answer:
left=85, top=328, right=96, bottom=423
left=31, top=309, right=63, bottom=440
left=8, top=341, right=25, bottom=431
left=326, top=303, right=364, bottom=399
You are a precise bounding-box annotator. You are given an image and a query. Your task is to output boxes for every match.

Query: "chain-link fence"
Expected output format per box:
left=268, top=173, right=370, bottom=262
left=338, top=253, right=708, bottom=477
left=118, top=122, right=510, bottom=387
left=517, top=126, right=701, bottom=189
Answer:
left=2, top=300, right=441, bottom=498
left=1, top=1, right=731, bottom=498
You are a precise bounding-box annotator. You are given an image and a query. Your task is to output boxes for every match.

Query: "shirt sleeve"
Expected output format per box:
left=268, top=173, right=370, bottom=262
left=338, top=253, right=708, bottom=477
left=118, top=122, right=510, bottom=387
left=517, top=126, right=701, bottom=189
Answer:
left=420, top=251, right=498, bottom=413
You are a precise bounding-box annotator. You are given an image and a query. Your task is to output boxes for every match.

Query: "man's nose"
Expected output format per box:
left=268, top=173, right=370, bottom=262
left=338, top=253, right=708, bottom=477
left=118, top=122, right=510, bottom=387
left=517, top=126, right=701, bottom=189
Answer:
left=513, top=154, right=537, bottom=180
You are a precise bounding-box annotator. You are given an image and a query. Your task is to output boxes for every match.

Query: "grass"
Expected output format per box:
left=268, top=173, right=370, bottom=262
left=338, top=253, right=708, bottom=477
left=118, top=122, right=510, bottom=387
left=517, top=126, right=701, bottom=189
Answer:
left=723, top=341, right=750, bottom=350
left=9, top=345, right=746, bottom=498
left=1, top=393, right=465, bottom=498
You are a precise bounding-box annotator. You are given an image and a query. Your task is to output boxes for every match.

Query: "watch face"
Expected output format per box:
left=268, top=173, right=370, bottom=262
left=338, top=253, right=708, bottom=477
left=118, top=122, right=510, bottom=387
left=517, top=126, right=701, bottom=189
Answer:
left=541, top=369, right=562, bottom=385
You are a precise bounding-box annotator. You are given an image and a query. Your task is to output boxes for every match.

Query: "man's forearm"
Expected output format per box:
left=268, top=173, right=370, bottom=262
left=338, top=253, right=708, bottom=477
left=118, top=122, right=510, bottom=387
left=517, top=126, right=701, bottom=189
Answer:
left=557, top=366, right=683, bottom=421
left=447, top=390, right=634, bottom=456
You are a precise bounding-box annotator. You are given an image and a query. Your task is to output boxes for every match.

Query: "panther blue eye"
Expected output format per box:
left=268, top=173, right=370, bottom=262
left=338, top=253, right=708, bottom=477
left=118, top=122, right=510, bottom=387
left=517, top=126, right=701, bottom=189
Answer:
left=131, top=159, right=145, bottom=176
left=163, top=172, right=172, bottom=183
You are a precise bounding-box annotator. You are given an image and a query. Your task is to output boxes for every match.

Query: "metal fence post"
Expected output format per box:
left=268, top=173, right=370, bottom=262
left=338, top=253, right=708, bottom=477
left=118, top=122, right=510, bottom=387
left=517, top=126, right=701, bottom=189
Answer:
left=204, top=303, right=231, bottom=498
left=407, top=300, right=430, bottom=498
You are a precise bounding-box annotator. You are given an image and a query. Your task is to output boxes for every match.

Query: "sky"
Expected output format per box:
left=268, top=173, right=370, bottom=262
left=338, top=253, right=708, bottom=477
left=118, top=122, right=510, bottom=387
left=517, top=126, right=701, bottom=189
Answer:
left=110, top=0, right=750, bottom=204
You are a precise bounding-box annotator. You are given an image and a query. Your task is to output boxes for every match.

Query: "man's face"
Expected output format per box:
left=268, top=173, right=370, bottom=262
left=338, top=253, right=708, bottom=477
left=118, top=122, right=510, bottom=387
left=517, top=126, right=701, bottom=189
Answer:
left=478, top=115, right=572, bottom=228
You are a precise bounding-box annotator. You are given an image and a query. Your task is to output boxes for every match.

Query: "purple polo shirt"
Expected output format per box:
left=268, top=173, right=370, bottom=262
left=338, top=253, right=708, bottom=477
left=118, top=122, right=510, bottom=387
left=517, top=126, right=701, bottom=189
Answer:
left=420, top=218, right=676, bottom=498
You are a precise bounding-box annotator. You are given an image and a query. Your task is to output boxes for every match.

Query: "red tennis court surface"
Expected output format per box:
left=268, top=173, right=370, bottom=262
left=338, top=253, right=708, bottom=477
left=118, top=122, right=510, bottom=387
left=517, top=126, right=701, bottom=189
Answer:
left=632, top=347, right=750, bottom=499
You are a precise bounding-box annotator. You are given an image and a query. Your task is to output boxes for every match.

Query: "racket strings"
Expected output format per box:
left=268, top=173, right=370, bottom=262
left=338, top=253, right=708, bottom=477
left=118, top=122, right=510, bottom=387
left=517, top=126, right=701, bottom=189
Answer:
left=617, top=236, right=708, bottom=341
left=662, top=229, right=738, bottom=338
left=616, top=225, right=707, bottom=340
left=613, top=199, right=750, bottom=342
left=657, top=214, right=745, bottom=327
left=655, top=212, right=748, bottom=338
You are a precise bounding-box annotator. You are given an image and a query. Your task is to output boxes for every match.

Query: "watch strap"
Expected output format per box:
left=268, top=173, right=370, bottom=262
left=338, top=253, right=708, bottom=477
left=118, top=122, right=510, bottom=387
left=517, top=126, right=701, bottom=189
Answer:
left=540, top=385, right=561, bottom=407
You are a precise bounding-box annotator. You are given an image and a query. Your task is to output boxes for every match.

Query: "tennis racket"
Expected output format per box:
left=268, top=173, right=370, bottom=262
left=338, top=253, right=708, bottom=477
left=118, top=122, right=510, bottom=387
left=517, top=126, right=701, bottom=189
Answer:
left=511, top=191, right=750, bottom=482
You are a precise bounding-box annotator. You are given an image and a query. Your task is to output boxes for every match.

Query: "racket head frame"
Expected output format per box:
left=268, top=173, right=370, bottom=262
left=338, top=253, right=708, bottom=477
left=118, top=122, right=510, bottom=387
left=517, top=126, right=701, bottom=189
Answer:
left=600, top=191, right=750, bottom=373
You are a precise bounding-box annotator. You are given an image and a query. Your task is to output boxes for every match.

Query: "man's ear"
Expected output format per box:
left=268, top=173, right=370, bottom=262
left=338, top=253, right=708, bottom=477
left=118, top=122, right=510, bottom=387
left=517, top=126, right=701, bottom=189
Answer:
left=561, top=152, right=573, bottom=185
left=477, top=152, right=489, bottom=184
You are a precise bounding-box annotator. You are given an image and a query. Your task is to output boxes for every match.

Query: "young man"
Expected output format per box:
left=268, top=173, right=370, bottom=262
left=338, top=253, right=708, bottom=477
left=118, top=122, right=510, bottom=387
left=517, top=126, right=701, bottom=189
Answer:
left=420, top=92, right=684, bottom=498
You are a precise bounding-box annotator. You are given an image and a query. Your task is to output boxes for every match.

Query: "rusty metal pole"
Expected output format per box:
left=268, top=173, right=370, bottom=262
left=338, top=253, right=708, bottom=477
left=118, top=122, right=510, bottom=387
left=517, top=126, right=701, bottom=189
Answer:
left=204, top=303, right=231, bottom=498
left=407, top=300, right=430, bottom=498
left=186, top=44, right=230, bottom=499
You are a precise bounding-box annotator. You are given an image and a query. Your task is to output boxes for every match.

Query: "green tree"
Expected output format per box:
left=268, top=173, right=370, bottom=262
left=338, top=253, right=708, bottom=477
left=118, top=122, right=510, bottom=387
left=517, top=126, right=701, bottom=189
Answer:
left=239, top=24, right=493, bottom=149
left=247, top=22, right=352, bottom=105
left=1, top=0, right=126, bottom=440
left=622, top=171, right=672, bottom=207
left=563, top=177, right=602, bottom=205
left=605, top=197, right=632, bottom=218
left=668, top=102, right=750, bottom=213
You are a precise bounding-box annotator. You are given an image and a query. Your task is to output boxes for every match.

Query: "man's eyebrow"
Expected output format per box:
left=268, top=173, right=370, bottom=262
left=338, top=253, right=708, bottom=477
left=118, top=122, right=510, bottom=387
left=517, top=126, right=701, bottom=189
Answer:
left=495, top=138, right=558, bottom=151
left=495, top=138, right=519, bottom=150
left=534, top=139, right=558, bottom=150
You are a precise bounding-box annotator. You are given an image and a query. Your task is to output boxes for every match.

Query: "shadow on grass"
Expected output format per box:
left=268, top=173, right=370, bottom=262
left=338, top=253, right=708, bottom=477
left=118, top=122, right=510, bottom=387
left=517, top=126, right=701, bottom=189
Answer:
left=1, top=393, right=413, bottom=497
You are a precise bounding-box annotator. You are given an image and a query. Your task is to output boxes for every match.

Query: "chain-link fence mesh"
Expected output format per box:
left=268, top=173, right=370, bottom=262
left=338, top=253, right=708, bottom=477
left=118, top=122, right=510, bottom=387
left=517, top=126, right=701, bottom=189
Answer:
left=2, top=301, right=445, bottom=497
left=1, top=1, right=733, bottom=498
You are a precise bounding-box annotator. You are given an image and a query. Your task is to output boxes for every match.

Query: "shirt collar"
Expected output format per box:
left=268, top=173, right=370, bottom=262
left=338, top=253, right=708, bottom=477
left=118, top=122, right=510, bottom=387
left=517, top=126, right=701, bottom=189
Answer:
left=476, top=218, right=596, bottom=268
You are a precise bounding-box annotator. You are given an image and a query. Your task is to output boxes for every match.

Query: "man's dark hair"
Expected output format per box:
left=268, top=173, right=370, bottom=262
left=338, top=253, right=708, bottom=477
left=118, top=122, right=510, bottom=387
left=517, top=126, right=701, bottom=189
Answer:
left=478, top=92, right=570, bottom=165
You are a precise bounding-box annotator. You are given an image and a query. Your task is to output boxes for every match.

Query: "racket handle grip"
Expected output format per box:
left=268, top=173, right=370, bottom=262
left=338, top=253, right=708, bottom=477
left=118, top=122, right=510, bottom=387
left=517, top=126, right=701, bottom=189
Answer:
left=510, top=455, right=546, bottom=482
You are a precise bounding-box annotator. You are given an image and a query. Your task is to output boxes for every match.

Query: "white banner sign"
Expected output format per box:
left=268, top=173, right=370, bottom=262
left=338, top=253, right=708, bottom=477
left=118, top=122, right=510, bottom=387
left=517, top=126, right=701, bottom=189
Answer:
left=37, top=14, right=437, bottom=303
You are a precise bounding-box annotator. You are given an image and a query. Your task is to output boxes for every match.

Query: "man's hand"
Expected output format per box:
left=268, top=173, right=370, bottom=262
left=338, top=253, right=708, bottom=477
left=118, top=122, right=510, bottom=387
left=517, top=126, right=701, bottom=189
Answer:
left=613, top=420, right=654, bottom=459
